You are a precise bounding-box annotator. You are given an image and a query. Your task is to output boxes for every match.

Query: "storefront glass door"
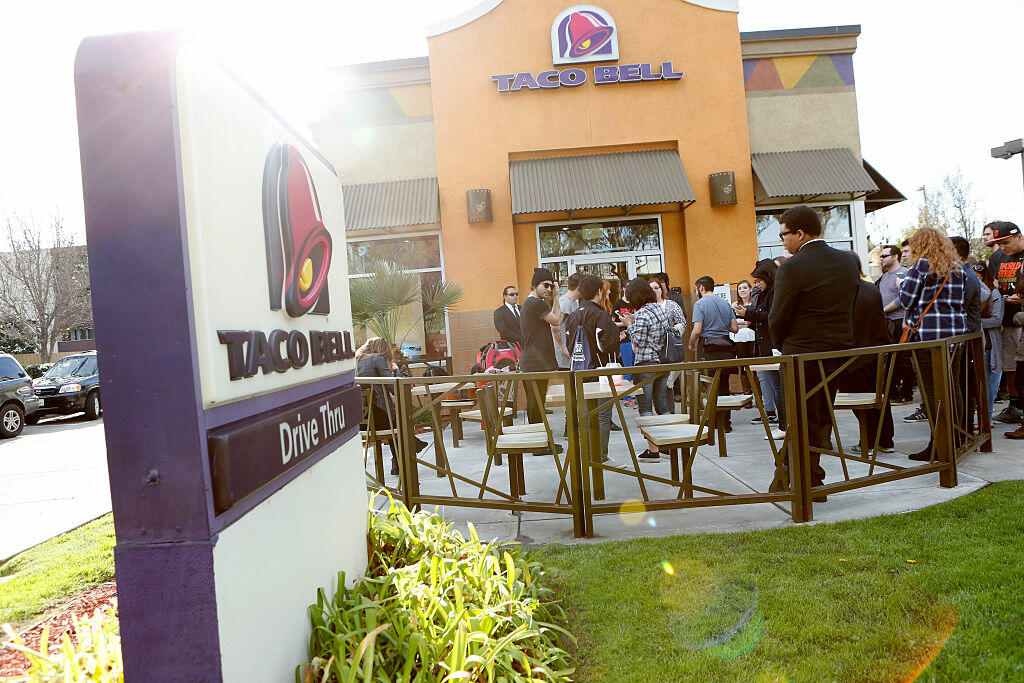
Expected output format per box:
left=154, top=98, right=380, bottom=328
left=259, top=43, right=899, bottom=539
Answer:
left=538, top=216, right=665, bottom=297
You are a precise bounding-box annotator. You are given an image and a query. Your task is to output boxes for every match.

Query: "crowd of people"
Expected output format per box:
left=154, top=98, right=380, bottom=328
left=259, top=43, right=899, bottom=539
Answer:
left=484, top=204, right=1022, bottom=496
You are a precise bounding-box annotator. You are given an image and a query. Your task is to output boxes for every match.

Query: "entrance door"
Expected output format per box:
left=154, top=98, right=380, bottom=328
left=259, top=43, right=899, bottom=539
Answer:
left=571, top=257, right=630, bottom=303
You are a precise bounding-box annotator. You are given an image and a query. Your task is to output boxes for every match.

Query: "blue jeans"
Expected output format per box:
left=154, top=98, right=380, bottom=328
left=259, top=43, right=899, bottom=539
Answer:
left=986, top=348, right=1002, bottom=419
left=756, top=369, right=778, bottom=414
left=634, top=363, right=672, bottom=417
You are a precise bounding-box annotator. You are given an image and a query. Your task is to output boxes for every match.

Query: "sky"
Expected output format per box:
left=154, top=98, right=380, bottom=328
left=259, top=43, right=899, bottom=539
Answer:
left=1, top=0, right=1022, bottom=246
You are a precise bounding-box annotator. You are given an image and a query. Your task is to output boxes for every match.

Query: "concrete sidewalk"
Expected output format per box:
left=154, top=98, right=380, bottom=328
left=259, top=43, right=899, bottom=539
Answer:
left=374, top=400, right=1023, bottom=545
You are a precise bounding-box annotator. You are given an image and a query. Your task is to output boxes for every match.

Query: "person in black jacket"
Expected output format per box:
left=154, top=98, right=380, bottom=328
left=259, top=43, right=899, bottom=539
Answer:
left=564, top=274, right=621, bottom=462
left=736, top=259, right=784, bottom=431
left=768, top=206, right=860, bottom=498
left=841, top=272, right=896, bottom=454
left=493, top=285, right=523, bottom=346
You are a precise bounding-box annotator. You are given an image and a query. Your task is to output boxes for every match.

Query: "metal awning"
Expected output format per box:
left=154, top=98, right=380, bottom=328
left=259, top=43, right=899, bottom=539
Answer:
left=863, top=160, right=907, bottom=213
left=510, top=149, right=696, bottom=215
left=341, top=177, right=439, bottom=232
left=751, top=148, right=878, bottom=200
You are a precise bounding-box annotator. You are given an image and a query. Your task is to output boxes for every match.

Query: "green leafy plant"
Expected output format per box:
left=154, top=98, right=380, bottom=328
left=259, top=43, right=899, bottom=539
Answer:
left=2, top=600, right=122, bottom=682
left=349, top=260, right=463, bottom=357
left=24, top=364, right=43, bottom=379
left=299, top=494, right=575, bottom=682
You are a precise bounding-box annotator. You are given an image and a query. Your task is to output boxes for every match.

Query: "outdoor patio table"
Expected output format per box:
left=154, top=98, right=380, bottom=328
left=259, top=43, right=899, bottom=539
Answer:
left=545, top=379, right=635, bottom=501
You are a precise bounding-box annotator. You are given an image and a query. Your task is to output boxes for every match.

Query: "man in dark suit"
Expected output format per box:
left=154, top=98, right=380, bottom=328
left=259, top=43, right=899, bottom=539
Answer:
left=493, top=285, right=522, bottom=345
left=768, top=205, right=860, bottom=500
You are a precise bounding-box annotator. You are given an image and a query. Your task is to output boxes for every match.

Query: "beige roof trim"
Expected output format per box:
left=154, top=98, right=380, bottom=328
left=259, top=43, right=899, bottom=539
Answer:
left=426, top=0, right=737, bottom=38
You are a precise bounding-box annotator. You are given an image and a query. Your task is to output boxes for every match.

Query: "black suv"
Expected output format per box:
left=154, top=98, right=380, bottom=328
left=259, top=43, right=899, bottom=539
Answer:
left=0, top=353, right=41, bottom=438
left=29, top=352, right=101, bottom=424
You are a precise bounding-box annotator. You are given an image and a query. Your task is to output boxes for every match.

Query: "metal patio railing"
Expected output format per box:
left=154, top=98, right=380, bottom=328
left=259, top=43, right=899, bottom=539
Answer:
left=358, top=333, right=990, bottom=538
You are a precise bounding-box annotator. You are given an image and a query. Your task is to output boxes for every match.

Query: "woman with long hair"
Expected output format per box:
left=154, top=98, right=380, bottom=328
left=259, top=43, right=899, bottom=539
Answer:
left=650, top=277, right=686, bottom=411
left=730, top=280, right=756, bottom=393
left=976, top=263, right=1004, bottom=420
left=735, top=261, right=783, bottom=432
left=356, top=337, right=428, bottom=474
left=619, top=277, right=672, bottom=462
left=897, top=227, right=968, bottom=461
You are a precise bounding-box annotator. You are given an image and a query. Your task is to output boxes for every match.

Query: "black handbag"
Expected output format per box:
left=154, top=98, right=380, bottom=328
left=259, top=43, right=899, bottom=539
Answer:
left=659, top=329, right=686, bottom=364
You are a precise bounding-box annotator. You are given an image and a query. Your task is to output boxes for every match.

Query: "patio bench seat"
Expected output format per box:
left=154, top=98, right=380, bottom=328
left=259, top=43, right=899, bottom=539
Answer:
left=636, top=414, right=690, bottom=427
left=495, top=432, right=551, bottom=452
left=502, top=423, right=546, bottom=434
left=835, top=392, right=877, bottom=408
left=639, top=423, right=704, bottom=447
left=715, top=394, right=753, bottom=409
left=460, top=406, right=513, bottom=422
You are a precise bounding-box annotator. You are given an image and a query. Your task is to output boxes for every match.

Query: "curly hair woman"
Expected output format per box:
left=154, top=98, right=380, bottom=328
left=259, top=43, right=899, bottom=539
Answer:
left=897, top=227, right=967, bottom=460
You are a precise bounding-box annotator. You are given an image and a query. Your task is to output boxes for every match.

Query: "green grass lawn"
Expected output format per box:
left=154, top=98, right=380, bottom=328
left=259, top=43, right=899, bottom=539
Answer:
left=545, top=481, right=1024, bottom=682
left=0, top=514, right=115, bottom=628
left=3, top=488, right=1024, bottom=681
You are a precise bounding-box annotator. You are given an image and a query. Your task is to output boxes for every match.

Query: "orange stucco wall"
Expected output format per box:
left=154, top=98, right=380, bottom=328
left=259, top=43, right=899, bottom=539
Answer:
left=427, top=0, right=757, bottom=309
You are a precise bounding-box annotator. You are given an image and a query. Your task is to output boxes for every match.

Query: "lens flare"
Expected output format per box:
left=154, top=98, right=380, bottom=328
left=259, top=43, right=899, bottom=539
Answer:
left=647, top=517, right=658, bottom=528
left=618, top=499, right=646, bottom=525
left=662, top=561, right=675, bottom=576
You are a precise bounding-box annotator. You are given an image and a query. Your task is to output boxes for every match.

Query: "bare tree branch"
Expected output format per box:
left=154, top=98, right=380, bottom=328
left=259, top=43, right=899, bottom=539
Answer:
left=0, top=212, right=91, bottom=362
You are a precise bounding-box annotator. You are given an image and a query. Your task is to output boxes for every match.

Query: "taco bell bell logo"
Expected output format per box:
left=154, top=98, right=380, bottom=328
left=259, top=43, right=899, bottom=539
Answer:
left=552, top=5, right=619, bottom=65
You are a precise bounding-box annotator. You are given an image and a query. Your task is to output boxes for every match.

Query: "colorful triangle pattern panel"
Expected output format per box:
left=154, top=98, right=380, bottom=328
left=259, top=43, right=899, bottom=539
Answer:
left=745, top=59, right=783, bottom=91
left=830, top=54, right=855, bottom=85
left=773, top=55, right=818, bottom=89
left=796, top=55, right=846, bottom=88
left=742, top=59, right=759, bottom=85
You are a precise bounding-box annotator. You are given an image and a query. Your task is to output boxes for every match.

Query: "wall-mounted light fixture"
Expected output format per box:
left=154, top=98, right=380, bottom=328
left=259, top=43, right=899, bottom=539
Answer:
left=467, top=189, right=493, bottom=222
left=708, top=172, right=737, bottom=206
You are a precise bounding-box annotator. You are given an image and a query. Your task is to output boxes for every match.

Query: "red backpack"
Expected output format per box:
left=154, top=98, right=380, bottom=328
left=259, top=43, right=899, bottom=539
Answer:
left=477, top=341, right=521, bottom=371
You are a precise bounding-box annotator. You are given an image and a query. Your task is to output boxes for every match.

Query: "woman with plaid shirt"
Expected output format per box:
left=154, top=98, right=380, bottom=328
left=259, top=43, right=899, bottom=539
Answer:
left=619, top=277, right=672, bottom=462
left=896, top=227, right=968, bottom=461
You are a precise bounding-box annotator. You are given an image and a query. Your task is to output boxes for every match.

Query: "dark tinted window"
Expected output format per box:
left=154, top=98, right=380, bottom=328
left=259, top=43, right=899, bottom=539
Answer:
left=0, top=357, right=25, bottom=380
left=46, top=355, right=98, bottom=377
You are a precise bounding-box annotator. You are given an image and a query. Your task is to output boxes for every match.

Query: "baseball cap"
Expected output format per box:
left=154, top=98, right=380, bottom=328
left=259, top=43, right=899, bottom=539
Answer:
left=991, top=221, right=1021, bottom=241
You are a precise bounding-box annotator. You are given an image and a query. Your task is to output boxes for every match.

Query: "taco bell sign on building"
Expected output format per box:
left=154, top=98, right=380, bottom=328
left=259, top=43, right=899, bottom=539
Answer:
left=491, top=5, right=684, bottom=92
left=552, top=5, right=619, bottom=64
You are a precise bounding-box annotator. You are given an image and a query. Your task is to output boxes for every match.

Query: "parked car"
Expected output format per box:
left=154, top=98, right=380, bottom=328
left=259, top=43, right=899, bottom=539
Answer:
left=0, top=353, right=41, bottom=438
left=29, top=352, right=101, bottom=424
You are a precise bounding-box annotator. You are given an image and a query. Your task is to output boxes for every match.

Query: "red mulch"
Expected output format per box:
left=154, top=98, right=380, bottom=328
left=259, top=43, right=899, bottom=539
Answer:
left=0, top=580, right=118, bottom=677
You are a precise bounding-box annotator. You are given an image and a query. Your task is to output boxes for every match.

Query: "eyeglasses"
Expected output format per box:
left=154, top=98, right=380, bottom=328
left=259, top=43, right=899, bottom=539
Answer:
left=971, top=264, right=987, bottom=272
left=880, top=253, right=894, bottom=259
left=538, top=282, right=554, bottom=289
left=778, top=230, right=795, bottom=240
left=505, top=292, right=519, bottom=297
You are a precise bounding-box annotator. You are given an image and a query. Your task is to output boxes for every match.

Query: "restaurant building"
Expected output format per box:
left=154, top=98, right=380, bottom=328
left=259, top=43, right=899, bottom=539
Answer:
left=314, top=0, right=905, bottom=370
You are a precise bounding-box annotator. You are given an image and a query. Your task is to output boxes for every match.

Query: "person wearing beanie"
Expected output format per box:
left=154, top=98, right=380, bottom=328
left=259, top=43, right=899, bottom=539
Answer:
left=520, top=267, right=565, bottom=454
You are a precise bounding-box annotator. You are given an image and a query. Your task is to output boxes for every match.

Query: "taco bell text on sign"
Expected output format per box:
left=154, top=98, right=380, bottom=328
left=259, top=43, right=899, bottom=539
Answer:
left=75, top=31, right=367, bottom=681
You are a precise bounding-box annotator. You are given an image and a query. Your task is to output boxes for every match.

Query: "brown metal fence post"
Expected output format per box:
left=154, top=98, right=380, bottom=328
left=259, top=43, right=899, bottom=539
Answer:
left=563, top=373, right=585, bottom=538
left=575, top=371, right=595, bottom=537
left=972, top=335, right=994, bottom=453
left=789, top=358, right=813, bottom=522
left=396, top=379, right=420, bottom=511
left=933, top=343, right=958, bottom=488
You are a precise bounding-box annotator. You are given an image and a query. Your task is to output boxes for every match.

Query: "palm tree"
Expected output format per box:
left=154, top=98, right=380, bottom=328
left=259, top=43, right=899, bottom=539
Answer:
left=349, top=260, right=463, bottom=360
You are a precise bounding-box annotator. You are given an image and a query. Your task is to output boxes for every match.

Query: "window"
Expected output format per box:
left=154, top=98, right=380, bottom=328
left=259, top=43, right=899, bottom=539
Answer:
left=347, top=235, right=448, bottom=360
left=0, top=357, right=25, bottom=380
left=46, top=355, right=97, bottom=377
left=538, top=219, right=660, bottom=258
left=755, top=205, right=853, bottom=261
left=61, top=328, right=94, bottom=342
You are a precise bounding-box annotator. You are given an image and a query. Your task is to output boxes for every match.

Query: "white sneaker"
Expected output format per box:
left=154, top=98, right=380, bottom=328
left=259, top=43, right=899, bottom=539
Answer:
left=763, top=429, right=786, bottom=440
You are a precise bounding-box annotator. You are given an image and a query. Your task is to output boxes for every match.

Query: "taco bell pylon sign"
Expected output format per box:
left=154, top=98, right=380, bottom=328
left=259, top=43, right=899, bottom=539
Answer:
left=552, top=5, right=619, bottom=65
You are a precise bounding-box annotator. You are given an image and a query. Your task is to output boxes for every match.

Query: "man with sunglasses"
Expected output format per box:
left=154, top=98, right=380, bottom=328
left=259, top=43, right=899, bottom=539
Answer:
left=493, top=285, right=523, bottom=346
left=519, top=268, right=566, bottom=452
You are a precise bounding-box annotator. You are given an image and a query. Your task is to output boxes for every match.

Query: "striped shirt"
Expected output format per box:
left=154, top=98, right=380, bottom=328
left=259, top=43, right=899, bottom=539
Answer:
left=896, top=258, right=967, bottom=341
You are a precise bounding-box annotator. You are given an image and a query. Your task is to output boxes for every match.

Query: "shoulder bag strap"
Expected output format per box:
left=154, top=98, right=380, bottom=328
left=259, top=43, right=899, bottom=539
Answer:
left=899, top=271, right=950, bottom=343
